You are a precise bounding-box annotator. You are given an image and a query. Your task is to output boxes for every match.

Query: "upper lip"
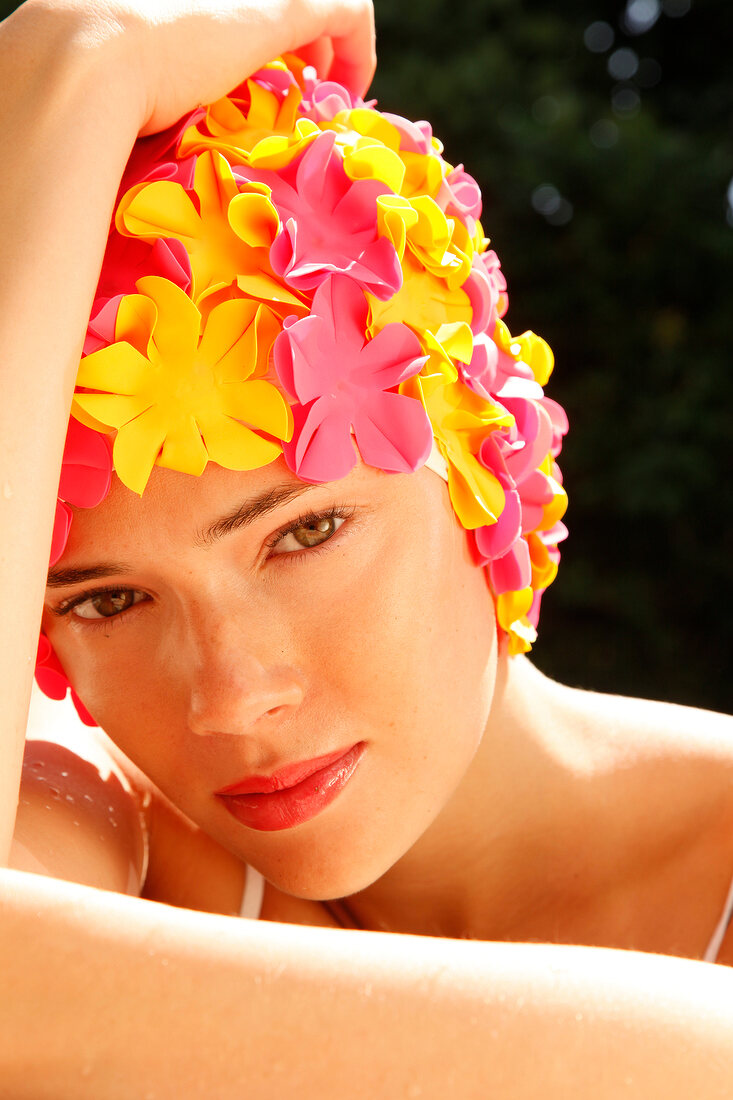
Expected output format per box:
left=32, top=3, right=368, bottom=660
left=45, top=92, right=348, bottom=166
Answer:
left=213, top=744, right=360, bottom=796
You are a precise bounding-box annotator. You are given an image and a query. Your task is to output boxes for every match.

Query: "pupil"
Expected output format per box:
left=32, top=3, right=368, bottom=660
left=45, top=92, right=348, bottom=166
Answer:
left=97, top=591, right=131, bottom=616
left=295, top=517, right=335, bottom=547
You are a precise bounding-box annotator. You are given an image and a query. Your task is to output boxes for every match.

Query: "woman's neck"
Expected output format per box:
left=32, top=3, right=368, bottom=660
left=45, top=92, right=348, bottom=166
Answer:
left=332, top=655, right=598, bottom=939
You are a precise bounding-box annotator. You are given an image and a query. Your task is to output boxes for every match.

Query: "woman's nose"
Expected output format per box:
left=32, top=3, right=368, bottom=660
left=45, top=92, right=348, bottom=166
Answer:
left=182, top=614, right=305, bottom=738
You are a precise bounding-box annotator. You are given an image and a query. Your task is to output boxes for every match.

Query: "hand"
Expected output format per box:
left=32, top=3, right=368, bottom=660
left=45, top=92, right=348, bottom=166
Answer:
left=19, top=0, right=375, bottom=136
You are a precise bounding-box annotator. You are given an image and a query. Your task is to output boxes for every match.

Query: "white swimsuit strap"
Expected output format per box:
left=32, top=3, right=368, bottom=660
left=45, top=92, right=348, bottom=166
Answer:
left=703, top=870, right=733, bottom=962
left=239, top=866, right=266, bottom=920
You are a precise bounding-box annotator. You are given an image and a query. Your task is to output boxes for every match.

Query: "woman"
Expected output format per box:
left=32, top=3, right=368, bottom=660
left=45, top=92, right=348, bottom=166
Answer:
left=3, top=1, right=733, bottom=1096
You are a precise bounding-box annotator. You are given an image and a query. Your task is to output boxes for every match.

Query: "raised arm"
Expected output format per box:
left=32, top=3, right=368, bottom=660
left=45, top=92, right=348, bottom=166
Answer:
left=0, top=0, right=375, bottom=864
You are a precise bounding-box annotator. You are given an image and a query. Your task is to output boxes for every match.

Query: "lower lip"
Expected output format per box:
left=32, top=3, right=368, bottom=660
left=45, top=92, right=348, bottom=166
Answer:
left=215, top=743, right=366, bottom=832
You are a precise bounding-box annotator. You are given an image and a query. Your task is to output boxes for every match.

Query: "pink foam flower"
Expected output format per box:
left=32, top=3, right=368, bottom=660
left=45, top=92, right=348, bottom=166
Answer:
left=541, top=396, right=570, bottom=457
left=482, top=249, right=508, bottom=318
left=275, top=275, right=431, bottom=481
left=470, top=397, right=562, bottom=589
left=299, top=68, right=374, bottom=119
left=489, top=538, right=533, bottom=595
left=381, top=113, right=436, bottom=156
left=35, top=638, right=96, bottom=726
left=49, top=418, right=114, bottom=567
left=246, top=131, right=402, bottom=298
left=250, top=64, right=300, bottom=98
left=92, top=234, right=192, bottom=318
left=120, top=109, right=202, bottom=195
left=461, top=333, right=540, bottom=403
left=438, top=165, right=483, bottom=224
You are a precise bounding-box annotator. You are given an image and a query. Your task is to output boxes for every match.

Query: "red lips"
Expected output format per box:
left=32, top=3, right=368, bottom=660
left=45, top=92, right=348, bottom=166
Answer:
left=214, top=742, right=366, bottom=831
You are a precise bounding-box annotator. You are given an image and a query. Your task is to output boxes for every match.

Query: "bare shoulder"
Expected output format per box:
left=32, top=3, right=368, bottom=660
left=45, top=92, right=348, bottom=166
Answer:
left=11, top=688, right=148, bottom=893
left=544, top=665, right=733, bottom=777
left=539, top=667, right=733, bottom=959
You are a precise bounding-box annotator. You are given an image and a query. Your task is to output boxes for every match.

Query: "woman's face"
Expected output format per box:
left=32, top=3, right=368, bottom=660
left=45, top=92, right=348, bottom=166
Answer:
left=43, top=458, right=498, bottom=898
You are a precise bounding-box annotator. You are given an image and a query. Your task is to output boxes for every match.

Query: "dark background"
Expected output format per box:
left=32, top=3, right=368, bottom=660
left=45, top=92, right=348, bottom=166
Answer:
left=3, top=0, right=731, bottom=711
left=371, top=0, right=733, bottom=712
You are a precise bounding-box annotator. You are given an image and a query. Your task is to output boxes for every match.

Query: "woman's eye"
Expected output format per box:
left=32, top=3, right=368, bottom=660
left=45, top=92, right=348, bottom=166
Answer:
left=271, top=515, right=345, bottom=556
left=73, top=590, right=146, bottom=620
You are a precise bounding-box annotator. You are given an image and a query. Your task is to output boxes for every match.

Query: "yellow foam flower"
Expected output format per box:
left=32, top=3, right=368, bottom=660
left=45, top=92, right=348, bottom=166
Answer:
left=377, top=194, right=474, bottom=289
left=401, top=364, right=513, bottom=529
left=322, top=109, right=446, bottom=201
left=367, top=251, right=473, bottom=345
left=179, top=78, right=319, bottom=168
left=496, top=588, right=537, bottom=655
left=116, top=152, right=307, bottom=317
left=495, top=320, right=555, bottom=386
left=73, top=277, right=292, bottom=496
left=527, top=533, right=559, bottom=592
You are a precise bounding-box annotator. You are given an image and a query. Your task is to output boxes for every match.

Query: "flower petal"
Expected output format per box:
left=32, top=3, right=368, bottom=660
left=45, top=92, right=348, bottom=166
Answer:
left=198, top=412, right=282, bottom=471
left=113, top=405, right=170, bottom=495
left=353, top=391, right=433, bottom=473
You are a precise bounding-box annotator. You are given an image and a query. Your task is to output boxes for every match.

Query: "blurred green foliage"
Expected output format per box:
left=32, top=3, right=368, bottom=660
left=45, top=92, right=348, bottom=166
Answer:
left=373, top=0, right=733, bottom=711
left=2, top=0, right=730, bottom=709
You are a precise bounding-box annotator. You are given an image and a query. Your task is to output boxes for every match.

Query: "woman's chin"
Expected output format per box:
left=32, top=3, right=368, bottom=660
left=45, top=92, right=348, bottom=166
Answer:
left=251, top=852, right=388, bottom=903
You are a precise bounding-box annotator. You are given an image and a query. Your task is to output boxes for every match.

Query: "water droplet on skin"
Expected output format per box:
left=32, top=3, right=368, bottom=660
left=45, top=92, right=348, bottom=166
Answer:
left=65, top=794, right=75, bottom=803
left=110, top=819, right=118, bottom=828
left=84, top=794, right=93, bottom=802
left=60, top=771, right=69, bottom=778
left=73, top=820, right=80, bottom=827
left=107, top=806, right=115, bottom=813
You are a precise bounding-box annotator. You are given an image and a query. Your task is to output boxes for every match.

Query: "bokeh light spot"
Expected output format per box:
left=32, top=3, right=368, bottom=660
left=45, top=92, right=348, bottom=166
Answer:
left=589, top=119, right=620, bottom=148
left=584, top=21, right=615, bottom=53
left=608, top=48, right=640, bottom=81
left=623, top=0, right=661, bottom=35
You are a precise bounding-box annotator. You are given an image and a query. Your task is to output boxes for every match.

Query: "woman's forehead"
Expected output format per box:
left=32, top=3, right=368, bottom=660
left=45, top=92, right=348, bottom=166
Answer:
left=61, top=459, right=412, bottom=555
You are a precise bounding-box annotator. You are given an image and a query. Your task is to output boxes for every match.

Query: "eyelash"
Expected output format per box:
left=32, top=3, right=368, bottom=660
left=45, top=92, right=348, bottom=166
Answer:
left=50, top=504, right=356, bottom=627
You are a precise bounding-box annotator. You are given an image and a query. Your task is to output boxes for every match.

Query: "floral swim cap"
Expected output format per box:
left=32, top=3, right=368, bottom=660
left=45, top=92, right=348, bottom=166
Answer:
left=37, top=55, right=568, bottom=723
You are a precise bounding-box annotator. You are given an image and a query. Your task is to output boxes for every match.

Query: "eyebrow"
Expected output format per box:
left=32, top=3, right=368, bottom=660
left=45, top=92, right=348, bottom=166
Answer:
left=46, top=563, right=134, bottom=589
left=195, top=481, right=318, bottom=546
left=46, top=481, right=320, bottom=588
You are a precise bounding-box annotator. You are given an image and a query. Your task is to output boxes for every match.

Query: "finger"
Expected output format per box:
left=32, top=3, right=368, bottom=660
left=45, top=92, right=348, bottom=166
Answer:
left=325, top=7, right=376, bottom=96
left=295, top=36, right=335, bottom=79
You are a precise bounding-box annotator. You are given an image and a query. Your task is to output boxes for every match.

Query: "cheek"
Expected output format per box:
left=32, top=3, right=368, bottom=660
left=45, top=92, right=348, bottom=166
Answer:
left=321, top=481, right=497, bottom=763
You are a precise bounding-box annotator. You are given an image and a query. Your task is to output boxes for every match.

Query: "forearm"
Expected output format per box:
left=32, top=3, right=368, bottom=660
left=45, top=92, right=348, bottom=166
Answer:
left=0, top=0, right=375, bottom=864
left=2, top=868, right=733, bottom=1100
left=0, top=6, right=143, bottom=861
